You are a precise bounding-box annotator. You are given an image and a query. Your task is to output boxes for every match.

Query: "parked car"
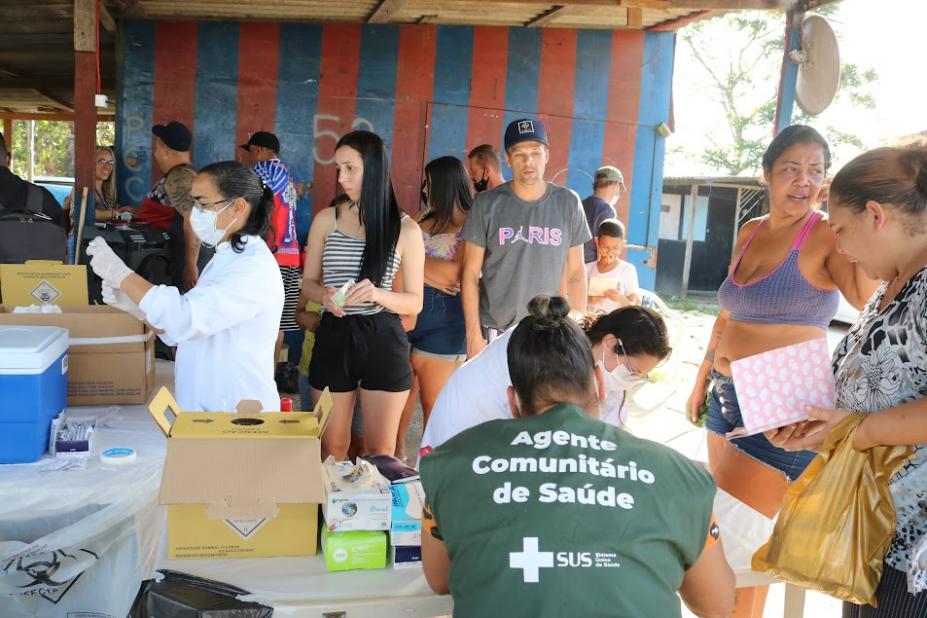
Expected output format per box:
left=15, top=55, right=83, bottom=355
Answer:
left=35, top=176, right=74, bottom=208
left=832, top=293, right=861, bottom=326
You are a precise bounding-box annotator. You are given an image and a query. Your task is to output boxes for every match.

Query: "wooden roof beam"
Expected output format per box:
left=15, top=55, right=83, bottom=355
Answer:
left=368, top=0, right=407, bottom=23
left=626, top=7, right=643, bottom=27
left=526, top=5, right=570, bottom=27
left=425, top=0, right=772, bottom=8
left=99, top=2, right=117, bottom=33
left=32, top=89, right=73, bottom=112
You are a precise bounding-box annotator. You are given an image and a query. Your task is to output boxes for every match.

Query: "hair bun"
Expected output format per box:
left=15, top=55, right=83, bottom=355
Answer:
left=527, top=295, right=571, bottom=328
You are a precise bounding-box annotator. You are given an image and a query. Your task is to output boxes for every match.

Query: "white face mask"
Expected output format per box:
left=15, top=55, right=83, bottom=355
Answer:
left=596, top=343, right=641, bottom=394
left=190, top=202, right=235, bottom=247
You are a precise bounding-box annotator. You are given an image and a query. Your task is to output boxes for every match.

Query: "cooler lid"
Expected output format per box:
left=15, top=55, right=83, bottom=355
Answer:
left=0, top=325, right=69, bottom=372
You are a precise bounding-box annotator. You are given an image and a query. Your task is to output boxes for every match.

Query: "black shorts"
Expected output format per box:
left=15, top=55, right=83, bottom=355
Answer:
left=308, top=311, right=412, bottom=393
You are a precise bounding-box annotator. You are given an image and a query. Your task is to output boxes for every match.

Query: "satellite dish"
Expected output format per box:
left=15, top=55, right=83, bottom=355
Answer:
left=791, top=14, right=841, bottom=116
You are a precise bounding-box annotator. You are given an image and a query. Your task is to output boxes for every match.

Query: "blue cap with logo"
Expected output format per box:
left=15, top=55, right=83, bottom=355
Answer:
left=504, top=118, right=548, bottom=152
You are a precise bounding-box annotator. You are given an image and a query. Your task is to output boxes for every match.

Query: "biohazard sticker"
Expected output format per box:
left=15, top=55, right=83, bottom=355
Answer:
left=31, top=280, right=60, bottom=305
left=1, top=548, right=99, bottom=604
left=224, top=517, right=268, bottom=539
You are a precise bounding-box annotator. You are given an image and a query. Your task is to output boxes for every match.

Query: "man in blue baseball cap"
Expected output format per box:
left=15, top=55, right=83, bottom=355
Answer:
left=459, top=117, right=590, bottom=358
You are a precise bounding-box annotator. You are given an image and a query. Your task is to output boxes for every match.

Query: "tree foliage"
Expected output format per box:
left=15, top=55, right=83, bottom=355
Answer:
left=677, top=10, right=878, bottom=176
left=9, top=120, right=115, bottom=179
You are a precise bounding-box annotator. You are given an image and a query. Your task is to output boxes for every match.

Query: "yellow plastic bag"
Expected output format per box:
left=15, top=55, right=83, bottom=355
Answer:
left=752, top=413, right=913, bottom=606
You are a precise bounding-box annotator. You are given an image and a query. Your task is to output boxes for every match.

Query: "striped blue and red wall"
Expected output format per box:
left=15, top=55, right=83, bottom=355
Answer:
left=116, top=21, right=674, bottom=288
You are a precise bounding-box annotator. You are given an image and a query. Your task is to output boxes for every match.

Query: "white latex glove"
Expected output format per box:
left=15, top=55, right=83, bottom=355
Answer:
left=86, top=237, right=134, bottom=287
left=101, top=282, right=146, bottom=321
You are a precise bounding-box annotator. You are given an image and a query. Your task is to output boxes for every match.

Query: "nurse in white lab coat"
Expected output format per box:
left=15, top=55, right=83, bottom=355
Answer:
left=419, top=304, right=672, bottom=456
left=86, top=160, right=284, bottom=411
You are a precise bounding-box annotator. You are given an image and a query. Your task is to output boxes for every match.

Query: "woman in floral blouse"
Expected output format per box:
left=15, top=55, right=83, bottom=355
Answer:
left=769, top=143, right=927, bottom=616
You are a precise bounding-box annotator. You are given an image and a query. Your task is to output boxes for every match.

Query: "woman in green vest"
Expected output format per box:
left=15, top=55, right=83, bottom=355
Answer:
left=420, top=295, right=735, bottom=618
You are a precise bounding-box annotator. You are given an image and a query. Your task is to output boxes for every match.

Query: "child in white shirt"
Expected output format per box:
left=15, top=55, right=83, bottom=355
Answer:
left=586, top=218, right=640, bottom=313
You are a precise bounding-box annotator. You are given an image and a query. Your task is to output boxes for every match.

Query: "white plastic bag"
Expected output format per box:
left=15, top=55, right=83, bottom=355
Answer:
left=0, top=492, right=163, bottom=617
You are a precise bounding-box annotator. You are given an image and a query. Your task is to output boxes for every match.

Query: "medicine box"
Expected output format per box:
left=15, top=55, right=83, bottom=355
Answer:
left=392, top=544, right=423, bottom=569
left=321, top=459, right=392, bottom=532
left=321, top=527, right=387, bottom=572
left=0, top=325, right=68, bottom=463
left=389, top=481, right=425, bottom=546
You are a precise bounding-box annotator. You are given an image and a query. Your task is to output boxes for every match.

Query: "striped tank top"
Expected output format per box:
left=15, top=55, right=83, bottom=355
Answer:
left=322, top=209, right=401, bottom=316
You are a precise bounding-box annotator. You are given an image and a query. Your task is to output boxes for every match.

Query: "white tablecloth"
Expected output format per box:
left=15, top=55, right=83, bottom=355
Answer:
left=0, top=359, right=172, bottom=616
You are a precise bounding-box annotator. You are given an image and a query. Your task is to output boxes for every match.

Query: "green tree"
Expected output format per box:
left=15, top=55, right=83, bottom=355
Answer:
left=9, top=120, right=117, bottom=179
left=677, top=9, right=877, bottom=176
left=11, top=120, right=73, bottom=179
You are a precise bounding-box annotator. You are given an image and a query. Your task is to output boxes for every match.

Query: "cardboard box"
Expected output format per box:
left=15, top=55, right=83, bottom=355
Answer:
left=321, top=527, right=387, bottom=572
left=0, top=261, right=88, bottom=307
left=389, top=481, right=425, bottom=546
left=321, top=459, right=392, bottom=532
left=392, top=544, right=423, bottom=569
left=0, top=305, right=155, bottom=405
left=149, top=387, right=333, bottom=560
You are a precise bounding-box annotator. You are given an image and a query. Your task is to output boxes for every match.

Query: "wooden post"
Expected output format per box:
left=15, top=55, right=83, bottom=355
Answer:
left=680, top=183, right=699, bottom=299
left=28, top=120, right=35, bottom=182
left=732, top=187, right=743, bottom=260
left=1, top=118, right=11, bottom=151
left=73, top=0, right=98, bottom=227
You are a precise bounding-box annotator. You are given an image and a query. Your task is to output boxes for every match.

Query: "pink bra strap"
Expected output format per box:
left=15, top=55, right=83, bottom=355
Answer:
left=732, top=217, right=767, bottom=270
left=790, top=210, right=821, bottom=250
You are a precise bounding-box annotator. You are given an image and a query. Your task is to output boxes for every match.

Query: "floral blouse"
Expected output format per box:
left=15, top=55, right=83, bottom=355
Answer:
left=832, top=266, right=927, bottom=573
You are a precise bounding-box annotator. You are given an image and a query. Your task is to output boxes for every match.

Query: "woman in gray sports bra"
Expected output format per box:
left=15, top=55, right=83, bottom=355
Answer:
left=686, top=126, right=879, bottom=618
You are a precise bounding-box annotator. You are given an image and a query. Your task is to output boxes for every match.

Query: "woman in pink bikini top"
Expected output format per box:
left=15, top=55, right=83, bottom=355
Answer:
left=685, top=125, right=880, bottom=618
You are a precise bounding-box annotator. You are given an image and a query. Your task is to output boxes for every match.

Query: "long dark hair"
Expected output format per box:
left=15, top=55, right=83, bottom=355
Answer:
left=579, top=305, right=671, bottom=360
left=336, top=130, right=402, bottom=287
left=420, top=156, right=473, bottom=234
left=508, top=296, right=596, bottom=416
left=198, top=160, right=273, bottom=253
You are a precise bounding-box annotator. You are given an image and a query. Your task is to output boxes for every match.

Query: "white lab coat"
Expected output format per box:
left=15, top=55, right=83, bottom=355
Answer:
left=420, top=328, right=629, bottom=456
left=139, top=235, right=284, bottom=412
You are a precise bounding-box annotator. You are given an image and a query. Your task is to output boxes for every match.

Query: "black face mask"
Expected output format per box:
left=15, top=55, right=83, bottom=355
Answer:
left=473, top=175, right=489, bottom=193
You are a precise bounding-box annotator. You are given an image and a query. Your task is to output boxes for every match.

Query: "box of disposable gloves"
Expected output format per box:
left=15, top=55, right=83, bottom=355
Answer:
left=321, top=457, right=392, bottom=532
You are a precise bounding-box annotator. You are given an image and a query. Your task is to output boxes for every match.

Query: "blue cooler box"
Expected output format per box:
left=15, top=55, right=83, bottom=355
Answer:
left=0, top=325, right=69, bottom=463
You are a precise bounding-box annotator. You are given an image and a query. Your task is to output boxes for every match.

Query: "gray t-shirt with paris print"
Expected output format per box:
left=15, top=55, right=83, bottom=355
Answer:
left=461, top=181, right=590, bottom=330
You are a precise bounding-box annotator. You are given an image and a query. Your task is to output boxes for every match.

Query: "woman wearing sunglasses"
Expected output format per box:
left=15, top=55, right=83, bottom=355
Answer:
left=85, top=160, right=284, bottom=412
left=419, top=301, right=671, bottom=458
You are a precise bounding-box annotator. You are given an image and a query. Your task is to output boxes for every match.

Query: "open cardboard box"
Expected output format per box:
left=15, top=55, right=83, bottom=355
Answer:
left=0, top=305, right=155, bottom=405
left=149, top=386, right=333, bottom=559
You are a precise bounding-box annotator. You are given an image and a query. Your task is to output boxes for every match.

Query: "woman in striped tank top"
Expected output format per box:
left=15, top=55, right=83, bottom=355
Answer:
left=302, top=131, right=425, bottom=460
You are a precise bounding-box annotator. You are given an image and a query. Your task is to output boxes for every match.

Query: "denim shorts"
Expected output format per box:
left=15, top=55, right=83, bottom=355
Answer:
left=705, top=370, right=816, bottom=481
left=408, top=286, right=467, bottom=358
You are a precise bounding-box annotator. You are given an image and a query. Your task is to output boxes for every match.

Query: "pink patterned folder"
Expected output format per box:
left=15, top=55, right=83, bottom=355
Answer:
left=729, top=338, right=836, bottom=437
